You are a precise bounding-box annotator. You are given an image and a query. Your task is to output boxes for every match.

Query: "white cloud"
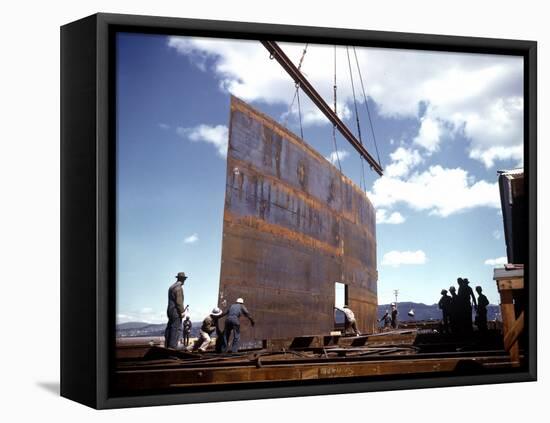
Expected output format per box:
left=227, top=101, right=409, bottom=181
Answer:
left=325, top=150, right=350, bottom=165
left=158, top=123, right=170, bottom=130
left=176, top=124, right=228, bottom=158
left=492, top=230, right=502, bottom=240
left=168, top=37, right=523, bottom=168
left=469, top=144, right=523, bottom=169
left=484, top=256, right=508, bottom=266
left=382, top=250, right=427, bottom=267
left=184, top=233, right=199, bottom=244
left=369, top=164, right=500, bottom=217
left=413, top=112, right=444, bottom=153
left=385, top=147, right=423, bottom=178
left=376, top=209, right=405, bottom=224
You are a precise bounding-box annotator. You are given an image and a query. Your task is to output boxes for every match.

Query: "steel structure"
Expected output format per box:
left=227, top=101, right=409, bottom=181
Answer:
left=217, top=97, right=378, bottom=344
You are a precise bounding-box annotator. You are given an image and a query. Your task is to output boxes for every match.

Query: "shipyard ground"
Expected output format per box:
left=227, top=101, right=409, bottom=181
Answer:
left=114, top=324, right=524, bottom=395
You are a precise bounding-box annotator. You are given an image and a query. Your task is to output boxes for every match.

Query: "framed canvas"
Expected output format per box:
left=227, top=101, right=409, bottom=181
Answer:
left=60, top=13, right=537, bottom=409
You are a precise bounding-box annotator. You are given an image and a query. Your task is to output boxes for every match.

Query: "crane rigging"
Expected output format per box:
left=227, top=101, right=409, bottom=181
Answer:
left=261, top=40, right=383, bottom=177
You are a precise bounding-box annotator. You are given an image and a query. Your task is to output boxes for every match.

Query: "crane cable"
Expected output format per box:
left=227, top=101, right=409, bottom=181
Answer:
left=296, top=84, right=304, bottom=140
left=283, top=44, right=308, bottom=139
left=346, top=46, right=367, bottom=191
left=331, top=45, right=343, bottom=173
left=353, top=46, right=382, bottom=168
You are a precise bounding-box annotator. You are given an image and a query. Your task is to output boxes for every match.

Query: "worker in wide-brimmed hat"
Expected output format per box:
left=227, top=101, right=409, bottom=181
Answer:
left=458, top=278, right=477, bottom=333
left=164, top=272, right=188, bottom=349
left=182, top=315, right=192, bottom=347
left=194, top=307, right=224, bottom=352
left=474, top=286, right=489, bottom=333
left=222, top=298, right=255, bottom=353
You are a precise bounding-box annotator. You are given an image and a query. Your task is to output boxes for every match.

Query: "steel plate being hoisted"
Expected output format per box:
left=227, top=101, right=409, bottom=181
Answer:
left=218, top=96, right=378, bottom=343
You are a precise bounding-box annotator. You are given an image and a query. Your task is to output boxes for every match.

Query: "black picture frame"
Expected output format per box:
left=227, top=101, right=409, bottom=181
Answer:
left=60, top=12, right=537, bottom=409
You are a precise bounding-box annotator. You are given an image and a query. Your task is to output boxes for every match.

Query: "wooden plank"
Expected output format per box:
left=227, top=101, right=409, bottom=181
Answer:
left=503, top=311, right=524, bottom=353
left=499, top=290, right=520, bottom=363
left=497, top=278, right=524, bottom=291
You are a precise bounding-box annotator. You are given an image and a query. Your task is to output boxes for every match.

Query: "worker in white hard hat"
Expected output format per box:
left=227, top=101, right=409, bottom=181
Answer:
left=222, top=298, right=255, bottom=353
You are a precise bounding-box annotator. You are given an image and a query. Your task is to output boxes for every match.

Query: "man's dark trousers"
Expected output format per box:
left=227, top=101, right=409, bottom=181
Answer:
left=223, top=317, right=241, bottom=352
left=164, top=309, right=182, bottom=349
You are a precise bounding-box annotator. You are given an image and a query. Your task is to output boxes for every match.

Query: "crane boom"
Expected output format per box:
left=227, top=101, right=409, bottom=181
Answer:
left=261, top=40, right=383, bottom=176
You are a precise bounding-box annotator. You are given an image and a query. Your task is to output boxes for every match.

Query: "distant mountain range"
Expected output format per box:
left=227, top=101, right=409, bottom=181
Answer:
left=116, top=321, right=202, bottom=338
left=116, top=322, right=167, bottom=338
left=117, top=301, right=501, bottom=338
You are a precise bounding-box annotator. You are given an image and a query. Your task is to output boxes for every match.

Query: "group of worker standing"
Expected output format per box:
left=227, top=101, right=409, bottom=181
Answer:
left=438, top=277, right=489, bottom=335
left=164, top=272, right=255, bottom=353
left=379, top=302, right=399, bottom=330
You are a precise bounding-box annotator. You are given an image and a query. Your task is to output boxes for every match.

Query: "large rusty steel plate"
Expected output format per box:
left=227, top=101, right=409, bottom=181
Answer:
left=218, top=96, right=378, bottom=343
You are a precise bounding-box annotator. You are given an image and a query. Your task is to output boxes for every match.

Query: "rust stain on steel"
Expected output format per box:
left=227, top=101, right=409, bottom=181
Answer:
left=218, top=96, right=378, bottom=342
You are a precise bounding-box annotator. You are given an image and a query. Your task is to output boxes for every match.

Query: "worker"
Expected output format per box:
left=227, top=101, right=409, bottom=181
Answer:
left=222, top=298, right=255, bottom=353
left=475, top=286, right=489, bottom=333
left=379, top=310, right=391, bottom=331
left=458, top=278, right=477, bottom=333
left=438, top=289, right=452, bottom=334
left=448, top=285, right=459, bottom=334
left=390, top=302, right=398, bottom=329
left=164, top=272, right=188, bottom=349
left=335, top=305, right=360, bottom=336
left=182, top=315, right=192, bottom=347
left=214, top=319, right=225, bottom=353
left=206, top=305, right=227, bottom=353
left=195, top=307, right=224, bottom=352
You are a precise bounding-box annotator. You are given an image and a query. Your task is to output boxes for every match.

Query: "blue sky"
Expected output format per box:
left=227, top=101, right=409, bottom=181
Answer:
left=116, top=32, right=523, bottom=324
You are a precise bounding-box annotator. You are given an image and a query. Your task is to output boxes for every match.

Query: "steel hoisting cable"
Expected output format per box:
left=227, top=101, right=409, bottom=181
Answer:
left=346, top=46, right=367, bottom=191
left=353, top=46, right=382, bottom=168
left=283, top=44, right=308, bottom=130
left=331, top=45, right=343, bottom=173
left=296, top=83, right=304, bottom=140
left=297, top=43, right=308, bottom=70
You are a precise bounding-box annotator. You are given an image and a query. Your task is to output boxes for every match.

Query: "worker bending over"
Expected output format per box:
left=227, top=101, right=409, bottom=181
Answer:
left=335, top=305, right=360, bottom=336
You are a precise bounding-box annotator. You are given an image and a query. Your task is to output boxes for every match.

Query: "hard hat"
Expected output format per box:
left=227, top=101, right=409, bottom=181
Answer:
left=211, top=307, right=223, bottom=316
left=236, top=298, right=244, bottom=304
